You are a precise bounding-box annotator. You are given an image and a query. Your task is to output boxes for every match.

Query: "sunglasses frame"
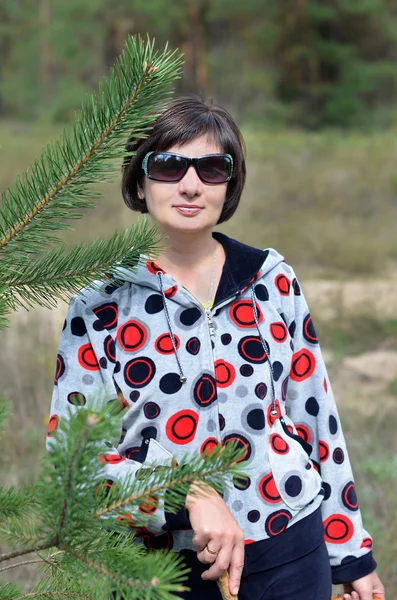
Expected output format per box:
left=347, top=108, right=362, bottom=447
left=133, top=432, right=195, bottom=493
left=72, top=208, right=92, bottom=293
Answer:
left=142, top=151, right=234, bottom=184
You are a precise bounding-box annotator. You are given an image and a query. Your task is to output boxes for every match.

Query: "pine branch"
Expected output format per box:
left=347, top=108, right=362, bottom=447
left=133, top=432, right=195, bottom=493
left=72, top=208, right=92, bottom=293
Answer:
left=93, top=443, right=246, bottom=521
left=0, top=404, right=244, bottom=597
left=62, top=541, right=190, bottom=600
left=0, top=582, right=20, bottom=600
left=65, top=549, right=155, bottom=590
left=0, top=517, right=42, bottom=546
left=0, top=486, right=37, bottom=521
left=21, top=594, right=86, bottom=600
left=21, top=594, right=87, bottom=600
left=57, top=417, right=94, bottom=545
left=0, top=36, right=183, bottom=260
left=0, top=293, right=11, bottom=329
left=0, top=540, right=56, bottom=564
left=0, top=217, right=162, bottom=311
left=0, top=559, right=46, bottom=574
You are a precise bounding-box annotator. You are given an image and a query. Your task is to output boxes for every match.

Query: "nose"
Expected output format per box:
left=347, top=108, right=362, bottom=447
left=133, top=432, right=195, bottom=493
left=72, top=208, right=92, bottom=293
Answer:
left=178, top=165, right=203, bottom=197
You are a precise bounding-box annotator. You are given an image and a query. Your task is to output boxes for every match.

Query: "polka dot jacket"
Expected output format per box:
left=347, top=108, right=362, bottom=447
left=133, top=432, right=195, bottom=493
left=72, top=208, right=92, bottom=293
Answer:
left=47, top=232, right=376, bottom=583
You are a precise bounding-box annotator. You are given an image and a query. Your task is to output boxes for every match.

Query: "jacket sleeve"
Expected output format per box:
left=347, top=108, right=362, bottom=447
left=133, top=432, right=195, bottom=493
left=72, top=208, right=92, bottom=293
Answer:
left=46, top=293, right=191, bottom=535
left=283, top=267, right=377, bottom=584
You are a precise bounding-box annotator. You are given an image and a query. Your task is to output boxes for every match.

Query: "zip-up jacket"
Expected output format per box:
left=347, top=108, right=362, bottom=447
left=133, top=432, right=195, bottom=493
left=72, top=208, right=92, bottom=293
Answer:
left=47, top=231, right=377, bottom=584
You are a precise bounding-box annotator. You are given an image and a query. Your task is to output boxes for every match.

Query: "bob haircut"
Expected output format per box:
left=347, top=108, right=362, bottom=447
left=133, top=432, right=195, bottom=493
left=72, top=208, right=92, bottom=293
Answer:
left=121, top=96, right=246, bottom=224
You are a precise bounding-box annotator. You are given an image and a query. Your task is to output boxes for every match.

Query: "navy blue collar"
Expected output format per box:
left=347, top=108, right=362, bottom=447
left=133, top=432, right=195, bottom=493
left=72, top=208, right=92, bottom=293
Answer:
left=212, top=231, right=269, bottom=306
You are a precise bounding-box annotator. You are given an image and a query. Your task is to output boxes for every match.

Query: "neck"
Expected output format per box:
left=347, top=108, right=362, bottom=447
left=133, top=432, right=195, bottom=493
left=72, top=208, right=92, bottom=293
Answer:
left=150, top=228, right=216, bottom=270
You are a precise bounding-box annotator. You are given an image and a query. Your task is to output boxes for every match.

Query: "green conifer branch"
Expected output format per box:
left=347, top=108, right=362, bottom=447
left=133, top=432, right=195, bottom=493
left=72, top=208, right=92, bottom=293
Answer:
left=0, top=402, right=244, bottom=597
left=65, top=549, right=160, bottom=591
left=0, top=582, right=20, bottom=600
left=0, top=540, right=56, bottom=564
left=0, top=297, right=10, bottom=330
left=0, top=218, right=162, bottom=312
left=21, top=593, right=86, bottom=599
left=93, top=444, right=245, bottom=520
left=0, top=486, right=37, bottom=521
left=0, top=36, right=183, bottom=260
left=0, top=559, right=46, bottom=574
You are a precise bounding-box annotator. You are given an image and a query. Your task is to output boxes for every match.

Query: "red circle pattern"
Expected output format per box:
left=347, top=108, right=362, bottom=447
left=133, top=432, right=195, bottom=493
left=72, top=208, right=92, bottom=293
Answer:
left=214, top=359, right=236, bottom=388
left=166, top=410, right=199, bottom=445
left=323, top=514, right=354, bottom=544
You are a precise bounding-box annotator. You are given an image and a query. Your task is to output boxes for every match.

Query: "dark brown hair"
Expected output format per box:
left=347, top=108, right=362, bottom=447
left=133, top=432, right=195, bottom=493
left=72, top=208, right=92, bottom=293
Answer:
left=121, top=96, right=246, bottom=224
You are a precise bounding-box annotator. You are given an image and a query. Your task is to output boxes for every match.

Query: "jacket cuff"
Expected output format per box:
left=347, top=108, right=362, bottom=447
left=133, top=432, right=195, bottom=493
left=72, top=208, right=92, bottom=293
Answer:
left=331, top=551, right=377, bottom=585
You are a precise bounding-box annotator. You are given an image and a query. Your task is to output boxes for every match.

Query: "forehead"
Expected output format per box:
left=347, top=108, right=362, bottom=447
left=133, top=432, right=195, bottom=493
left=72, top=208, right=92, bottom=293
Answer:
left=165, top=134, right=223, bottom=157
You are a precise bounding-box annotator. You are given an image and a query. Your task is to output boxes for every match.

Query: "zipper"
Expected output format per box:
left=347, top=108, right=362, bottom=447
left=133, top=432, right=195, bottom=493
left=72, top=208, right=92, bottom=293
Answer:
left=205, top=307, right=216, bottom=342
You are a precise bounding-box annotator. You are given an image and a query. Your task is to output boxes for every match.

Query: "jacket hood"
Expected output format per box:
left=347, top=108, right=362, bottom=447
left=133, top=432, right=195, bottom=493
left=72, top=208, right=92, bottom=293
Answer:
left=114, top=231, right=285, bottom=306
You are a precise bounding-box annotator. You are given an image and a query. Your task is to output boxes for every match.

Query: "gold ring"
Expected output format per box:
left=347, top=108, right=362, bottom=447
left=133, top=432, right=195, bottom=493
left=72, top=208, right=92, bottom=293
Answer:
left=205, top=544, right=219, bottom=555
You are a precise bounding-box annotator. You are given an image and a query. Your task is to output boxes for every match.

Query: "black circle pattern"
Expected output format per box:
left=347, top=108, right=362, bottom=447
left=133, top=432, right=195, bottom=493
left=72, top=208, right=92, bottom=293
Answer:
left=186, top=337, right=201, bottom=355
left=240, top=364, right=254, bottom=377
left=71, top=317, right=87, bottom=336
left=124, top=357, right=156, bottom=388
left=221, top=333, right=232, bottom=345
left=238, top=336, right=268, bottom=364
left=193, top=374, right=218, bottom=407
left=254, top=284, right=269, bottom=301
left=180, top=307, right=202, bottom=326
left=145, top=295, right=164, bottom=314
left=305, top=397, right=319, bottom=416
left=159, top=373, right=183, bottom=395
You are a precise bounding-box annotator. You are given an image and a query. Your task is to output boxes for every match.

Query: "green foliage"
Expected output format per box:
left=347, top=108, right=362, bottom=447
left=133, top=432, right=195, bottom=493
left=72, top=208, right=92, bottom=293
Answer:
left=2, top=0, right=397, bottom=128
left=0, top=402, right=244, bottom=599
left=2, top=218, right=161, bottom=312
left=0, top=485, right=37, bottom=521
left=0, top=36, right=181, bottom=258
left=273, top=0, right=397, bottom=127
left=0, top=35, right=182, bottom=326
left=0, top=583, right=20, bottom=600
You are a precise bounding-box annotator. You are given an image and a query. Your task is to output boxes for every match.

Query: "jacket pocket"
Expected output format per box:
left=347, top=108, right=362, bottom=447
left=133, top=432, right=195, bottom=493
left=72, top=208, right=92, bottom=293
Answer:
left=268, top=415, right=322, bottom=511
left=135, top=438, right=174, bottom=481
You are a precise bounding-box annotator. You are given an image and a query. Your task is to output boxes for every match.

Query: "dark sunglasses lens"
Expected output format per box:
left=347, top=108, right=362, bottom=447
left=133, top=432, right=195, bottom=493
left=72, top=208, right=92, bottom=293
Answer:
left=148, top=153, right=187, bottom=181
left=197, top=155, right=232, bottom=183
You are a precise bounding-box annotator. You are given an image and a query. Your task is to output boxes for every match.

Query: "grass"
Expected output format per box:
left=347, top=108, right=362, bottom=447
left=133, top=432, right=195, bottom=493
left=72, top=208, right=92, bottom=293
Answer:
left=317, top=313, right=397, bottom=358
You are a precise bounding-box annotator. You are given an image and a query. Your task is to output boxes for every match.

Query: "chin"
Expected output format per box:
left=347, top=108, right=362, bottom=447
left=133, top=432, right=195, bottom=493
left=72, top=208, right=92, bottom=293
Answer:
left=165, top=220, right=216, bottom=235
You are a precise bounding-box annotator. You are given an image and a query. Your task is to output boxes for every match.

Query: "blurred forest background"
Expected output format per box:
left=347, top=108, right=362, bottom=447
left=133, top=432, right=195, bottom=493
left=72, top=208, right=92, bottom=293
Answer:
left=1, top=0, right=397, bottom=594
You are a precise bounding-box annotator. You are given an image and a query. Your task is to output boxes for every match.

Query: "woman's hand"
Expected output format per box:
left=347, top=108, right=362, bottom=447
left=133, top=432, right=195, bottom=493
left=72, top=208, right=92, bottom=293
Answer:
left=185, top=481, right=245, bottom=596
left=340, top=570, right=385, bottom=600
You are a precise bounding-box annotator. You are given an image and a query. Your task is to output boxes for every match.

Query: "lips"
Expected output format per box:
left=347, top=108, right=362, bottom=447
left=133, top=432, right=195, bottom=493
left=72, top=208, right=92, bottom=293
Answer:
left=174, top=205, right=201, bottom=209
left=174, top=205, right=202, bottom=216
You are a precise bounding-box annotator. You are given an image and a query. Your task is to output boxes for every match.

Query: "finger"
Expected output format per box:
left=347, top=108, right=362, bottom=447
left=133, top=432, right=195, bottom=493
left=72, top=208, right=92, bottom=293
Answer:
left=192, top=532, right=210, bottom=553
left=228, top=542, right=245, bottom=596
left=197, top=544, right=221, bottom=565
left=201, top=543, right=233, bottom=581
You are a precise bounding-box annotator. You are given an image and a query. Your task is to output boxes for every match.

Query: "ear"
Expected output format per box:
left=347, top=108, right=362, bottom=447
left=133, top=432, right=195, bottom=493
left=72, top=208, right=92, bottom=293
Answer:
left=137, top=187, right=145, bottom=200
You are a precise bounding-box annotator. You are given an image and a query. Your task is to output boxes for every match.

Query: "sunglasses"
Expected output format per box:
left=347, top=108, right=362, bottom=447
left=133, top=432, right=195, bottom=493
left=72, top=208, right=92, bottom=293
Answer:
left=142, top=151, right=234, bottom=184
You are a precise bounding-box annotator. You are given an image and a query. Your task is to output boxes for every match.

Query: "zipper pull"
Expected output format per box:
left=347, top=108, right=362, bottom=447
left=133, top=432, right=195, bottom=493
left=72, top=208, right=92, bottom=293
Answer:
left=205, top=307, right=215, bottom=340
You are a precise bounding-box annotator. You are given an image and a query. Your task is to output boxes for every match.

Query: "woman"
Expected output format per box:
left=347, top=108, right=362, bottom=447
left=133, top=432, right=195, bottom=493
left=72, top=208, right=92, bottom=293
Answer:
left=48, top=97, right=385, bottom=600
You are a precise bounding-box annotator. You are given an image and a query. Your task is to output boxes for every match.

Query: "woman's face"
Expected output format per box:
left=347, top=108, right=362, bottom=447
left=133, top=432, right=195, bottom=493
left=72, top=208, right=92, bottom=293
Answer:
left=139, top=135, right=227, bottom=235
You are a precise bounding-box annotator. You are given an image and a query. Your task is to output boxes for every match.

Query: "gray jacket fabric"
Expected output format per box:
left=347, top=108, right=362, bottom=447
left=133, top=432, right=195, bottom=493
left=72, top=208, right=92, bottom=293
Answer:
left=47, top=232, right=375, bottom=581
